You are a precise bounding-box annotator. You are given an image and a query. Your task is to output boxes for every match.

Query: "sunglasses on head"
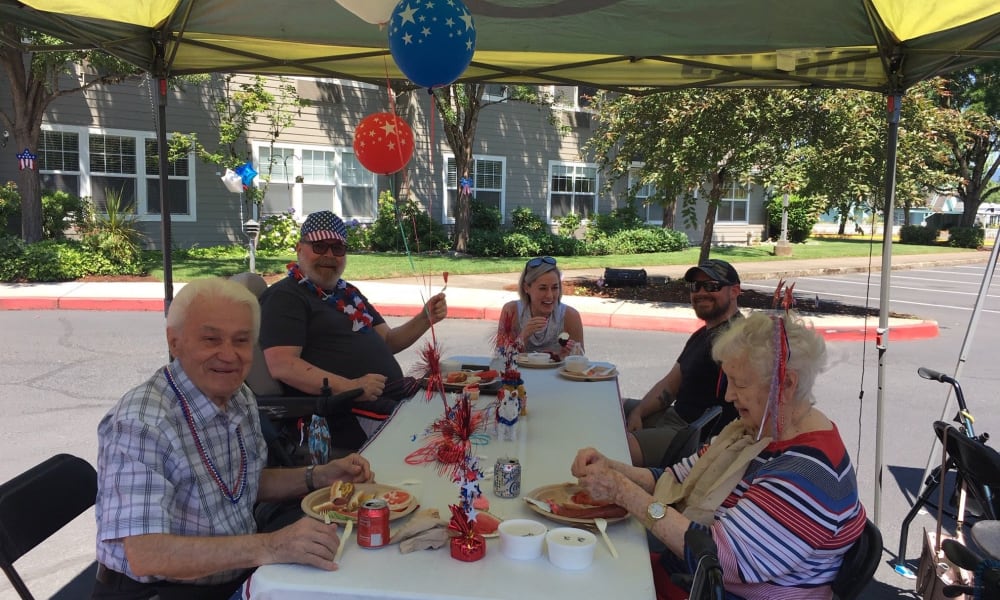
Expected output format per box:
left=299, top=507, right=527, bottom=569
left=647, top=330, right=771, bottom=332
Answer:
left=687, top=280, right=730, bottom=293
left=308, top=240, right=347, bottom=257
left=526, top=256, right=557, bottom=268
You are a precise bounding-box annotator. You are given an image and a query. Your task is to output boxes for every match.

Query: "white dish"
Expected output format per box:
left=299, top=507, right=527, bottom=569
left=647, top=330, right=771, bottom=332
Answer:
left=563, top=355, right=590, bottom=374
left=517, top=354, right=563, bottom=368
left=558, top=363, right=618, bottom=382
left=546, top=527, right=596, bottom=570
left=498, top=519, right=547, bottom=560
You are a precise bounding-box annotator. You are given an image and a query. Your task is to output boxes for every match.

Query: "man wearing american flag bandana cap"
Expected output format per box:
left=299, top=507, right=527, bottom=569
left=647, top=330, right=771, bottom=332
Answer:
left=259, top=211, right=448, bottom=451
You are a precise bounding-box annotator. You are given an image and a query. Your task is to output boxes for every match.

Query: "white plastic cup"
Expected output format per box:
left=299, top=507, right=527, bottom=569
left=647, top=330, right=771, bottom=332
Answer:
left=546, top=527, right=596, bottom=569
left=498, top=519, right=547, bottom=560
left=564, top=355, right=590, bottom=374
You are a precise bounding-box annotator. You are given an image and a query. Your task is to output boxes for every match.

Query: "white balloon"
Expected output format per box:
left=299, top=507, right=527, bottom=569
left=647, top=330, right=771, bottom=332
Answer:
left=335, top=0, right=397, bottom=25
left=221, top=169, right=244, bottom=193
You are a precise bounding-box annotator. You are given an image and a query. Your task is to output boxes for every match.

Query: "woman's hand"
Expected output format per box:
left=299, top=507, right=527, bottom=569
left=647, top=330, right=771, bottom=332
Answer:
left=571, top=447, right=608, bottom=478
left=520, top=315, right=549, bottom=343
left=576, top=463, right=626, bottom=505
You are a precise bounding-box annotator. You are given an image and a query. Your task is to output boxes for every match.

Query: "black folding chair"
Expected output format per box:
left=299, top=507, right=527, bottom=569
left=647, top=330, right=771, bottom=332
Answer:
left=831, top=519, right=883, bottom=600
left=658, top=406, right=723, bottom=468
left=0, top=454, right=98, bottom=600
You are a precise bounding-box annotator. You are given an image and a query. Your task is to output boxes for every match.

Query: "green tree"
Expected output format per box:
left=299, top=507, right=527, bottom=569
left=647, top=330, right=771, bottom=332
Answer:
left=585, top=89, right=809, bottom=263
left=432, top=84, right=554, bottom=253
left=169, top=74, right=307, bottom=211
left=792, top=84, right=955, bottom=233
left=933, top=61, right=1000, bottom=227
left=0, top=25, right=141, bottom=243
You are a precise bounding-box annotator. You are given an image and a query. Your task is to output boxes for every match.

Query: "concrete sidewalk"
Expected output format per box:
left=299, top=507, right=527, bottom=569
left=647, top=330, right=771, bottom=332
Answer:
left=0, top=251, right=987, bottom=341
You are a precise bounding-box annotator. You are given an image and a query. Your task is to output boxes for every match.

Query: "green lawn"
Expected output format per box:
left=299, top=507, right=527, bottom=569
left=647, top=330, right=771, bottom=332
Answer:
left=146, top=238, right=977, bottom=283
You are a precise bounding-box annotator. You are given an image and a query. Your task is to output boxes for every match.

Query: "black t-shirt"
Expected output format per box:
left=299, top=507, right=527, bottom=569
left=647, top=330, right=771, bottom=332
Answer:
left=259, top=277, right=405, bottom=451
left=672, top=314, right=741, bottom=429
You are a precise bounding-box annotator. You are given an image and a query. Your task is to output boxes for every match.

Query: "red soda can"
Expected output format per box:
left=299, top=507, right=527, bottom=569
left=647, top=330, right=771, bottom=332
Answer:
left=357, top=498, right=390, bottom=548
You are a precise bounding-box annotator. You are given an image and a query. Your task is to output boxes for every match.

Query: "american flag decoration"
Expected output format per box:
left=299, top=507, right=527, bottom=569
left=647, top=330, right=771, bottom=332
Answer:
left=16, top=148, right=37, bottom=171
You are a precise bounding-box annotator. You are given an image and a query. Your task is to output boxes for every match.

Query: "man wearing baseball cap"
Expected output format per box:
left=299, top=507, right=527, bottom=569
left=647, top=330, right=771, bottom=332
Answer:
left=259, top=210, right=447, bottom=451
left=623, top=258, right=742, bottom=467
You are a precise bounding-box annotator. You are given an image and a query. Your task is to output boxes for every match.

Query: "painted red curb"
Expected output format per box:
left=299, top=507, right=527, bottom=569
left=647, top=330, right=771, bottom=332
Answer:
left=0, top=298, right=60, bottom=310
left=0, top=297, right=940, bottom=341
left=58, top=298, right=164, bottom=311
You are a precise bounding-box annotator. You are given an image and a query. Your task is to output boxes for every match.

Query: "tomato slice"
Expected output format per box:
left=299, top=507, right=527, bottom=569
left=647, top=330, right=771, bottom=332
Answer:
left=382, top=489, right=412, bottom=511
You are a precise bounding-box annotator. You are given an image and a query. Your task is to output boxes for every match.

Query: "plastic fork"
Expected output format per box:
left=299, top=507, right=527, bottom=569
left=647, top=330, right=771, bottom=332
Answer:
left=595, top=517, right=618, bottom=558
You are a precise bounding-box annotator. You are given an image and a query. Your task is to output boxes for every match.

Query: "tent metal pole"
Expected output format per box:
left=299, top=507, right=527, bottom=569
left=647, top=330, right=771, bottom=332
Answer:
left=916, top=232, right=1000, bottom=490
left=874, top=93, right=902, bottom=529
left=154, top=40, right=174, bottom=317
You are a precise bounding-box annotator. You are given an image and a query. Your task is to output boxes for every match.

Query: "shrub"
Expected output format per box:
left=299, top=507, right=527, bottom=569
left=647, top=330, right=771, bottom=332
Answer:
left=510, top=206, right=547, bottom=236
left=589, top=205, right=644, bottom=236
left=0, top=235, right=26, bottom=280
left=79, top=188, right=145, bottom=270
left=948, top=225, right=985, bottom=249
left=42, top=190, right=89, bottom=240
left=607, top=227, right=688, bottom=254
left=369, top=191, right=449, bottom=252
left=899, top=224, right=939, bottom=245
left=556, top=213, right=583, bottom=238
left=0, top=182, right=19, bottom=234
left=544, top=234, right=585, bottom=257
left=501, top=233, right=542, bottom=257
left=469, top=199, right=502, bottom=231
left=345, top=220, right=372, bottom=251
left=765, top=194, right=820, bottom=243
left=258, top=209, right=300, bottom=251
left=0, top=238, right=135, bottom=282
left=466, top=230, right=506, bottom=257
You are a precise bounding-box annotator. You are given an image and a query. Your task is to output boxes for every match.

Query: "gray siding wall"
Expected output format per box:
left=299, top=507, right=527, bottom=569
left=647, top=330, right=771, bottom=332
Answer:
left=1, top=73, right=770, bottom=249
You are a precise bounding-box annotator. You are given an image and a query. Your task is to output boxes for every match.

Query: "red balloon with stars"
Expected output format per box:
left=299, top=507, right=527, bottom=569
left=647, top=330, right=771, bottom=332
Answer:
left=353, top=112, right=415, bottom=175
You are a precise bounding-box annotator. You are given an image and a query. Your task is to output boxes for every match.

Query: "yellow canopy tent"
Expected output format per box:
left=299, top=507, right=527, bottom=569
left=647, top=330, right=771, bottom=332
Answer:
left=3, top=0, right=1000, bottom=530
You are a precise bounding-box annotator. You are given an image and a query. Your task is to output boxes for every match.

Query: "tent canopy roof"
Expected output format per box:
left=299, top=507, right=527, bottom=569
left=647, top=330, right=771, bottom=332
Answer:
left=2, top=0, right=999, bottom=93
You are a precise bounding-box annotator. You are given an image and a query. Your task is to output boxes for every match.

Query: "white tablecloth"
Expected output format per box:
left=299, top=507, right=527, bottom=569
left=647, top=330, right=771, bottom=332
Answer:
left=247, top=358, right=656, bottom=599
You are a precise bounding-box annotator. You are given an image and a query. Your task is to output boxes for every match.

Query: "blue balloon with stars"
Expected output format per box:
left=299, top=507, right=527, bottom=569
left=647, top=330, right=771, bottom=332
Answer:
left=388, top=0, right=476, bottom=89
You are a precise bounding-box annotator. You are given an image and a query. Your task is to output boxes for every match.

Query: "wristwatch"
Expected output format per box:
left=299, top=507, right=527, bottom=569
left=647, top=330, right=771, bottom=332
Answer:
left=305, top=464, right=317, bottom=492
left=647, top=501, right=667, bottom=522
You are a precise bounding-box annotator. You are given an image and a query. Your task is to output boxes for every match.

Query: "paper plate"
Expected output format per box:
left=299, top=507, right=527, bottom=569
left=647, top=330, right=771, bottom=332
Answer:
left=524, top=483, right=628, bottom=526
left=302, top=482, right=418, bottom=523
left=516, top=356, right=563, bottom=369
left=558, top=363, right=618, bottom=381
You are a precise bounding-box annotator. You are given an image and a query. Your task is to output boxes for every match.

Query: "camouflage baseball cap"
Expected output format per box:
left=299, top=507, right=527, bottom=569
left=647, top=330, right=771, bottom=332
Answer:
left=683, top=259, right=740, bottom=285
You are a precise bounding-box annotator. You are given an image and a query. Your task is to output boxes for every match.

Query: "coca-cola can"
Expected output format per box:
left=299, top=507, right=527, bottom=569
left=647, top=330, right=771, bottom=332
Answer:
left=357, top=498, right=390, bottom=548
left=493, top=457, right=521, bottom=498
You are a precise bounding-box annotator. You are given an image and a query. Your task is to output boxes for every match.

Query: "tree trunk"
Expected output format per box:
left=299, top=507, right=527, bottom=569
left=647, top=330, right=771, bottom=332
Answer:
left=961, top=188, right=982, bottom=227
left=661, top=201, right=675, bottom=229
left=452, top=153, right=472, bottom=253
left=698, top=174, right=724, bottom=263
left=18, top=163, right=43, bottom=242
left=837, top=211, right=847, bottom=235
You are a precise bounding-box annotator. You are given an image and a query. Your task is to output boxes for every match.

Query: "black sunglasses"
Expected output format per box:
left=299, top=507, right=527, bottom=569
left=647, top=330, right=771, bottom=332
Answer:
left=687, top=280, right=730, bottom=293
left=308, top=240, right=347, bottom=256
left=527, top=256, right=557, bottom=268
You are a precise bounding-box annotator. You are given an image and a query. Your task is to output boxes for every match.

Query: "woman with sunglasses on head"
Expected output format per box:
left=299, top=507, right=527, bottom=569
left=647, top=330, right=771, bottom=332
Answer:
left=497, top=256, right=584, bottom=358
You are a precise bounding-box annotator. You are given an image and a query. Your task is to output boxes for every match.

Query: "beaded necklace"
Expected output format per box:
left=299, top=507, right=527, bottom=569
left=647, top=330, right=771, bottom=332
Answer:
left=287, top=262, right=374, bottom=332
left=164, top=366, right=247, bottom=505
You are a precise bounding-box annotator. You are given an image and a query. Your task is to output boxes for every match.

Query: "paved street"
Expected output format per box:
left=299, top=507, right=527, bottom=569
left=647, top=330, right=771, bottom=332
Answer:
left=2, top=263, right=999, bottom=598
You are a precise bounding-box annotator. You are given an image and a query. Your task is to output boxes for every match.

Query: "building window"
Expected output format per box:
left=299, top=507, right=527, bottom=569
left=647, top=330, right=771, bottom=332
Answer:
left=444, top=155, right=505, bottom=221
left=717, top=179, right=749, bottom=223
left=549, top=162, right=597, bottom=221
left=550, top=85, right=598, bottom=111
left=628, top=167, right=661, bottom=224
left=37, top=126, right=195, bottom=220
left=144, top=139, right=191, bottom=216
left=38, top=130, right=81, bottom=197
left=257, top=144, right=376, bottom=221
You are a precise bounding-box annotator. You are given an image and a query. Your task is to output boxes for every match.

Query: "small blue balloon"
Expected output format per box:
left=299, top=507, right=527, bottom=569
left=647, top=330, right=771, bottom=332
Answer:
left=234, top=162, right=258, bottom=187
left=388, top=0, right=476, bottom=89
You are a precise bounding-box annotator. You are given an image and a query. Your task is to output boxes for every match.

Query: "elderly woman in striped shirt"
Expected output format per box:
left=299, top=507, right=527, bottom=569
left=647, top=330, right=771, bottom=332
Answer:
left=572, top=310, right=865, bottom=600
